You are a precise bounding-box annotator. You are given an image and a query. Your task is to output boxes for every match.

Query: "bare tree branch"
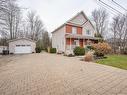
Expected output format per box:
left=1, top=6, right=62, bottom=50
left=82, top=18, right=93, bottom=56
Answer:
left=92, top=8, right=108, bottom=38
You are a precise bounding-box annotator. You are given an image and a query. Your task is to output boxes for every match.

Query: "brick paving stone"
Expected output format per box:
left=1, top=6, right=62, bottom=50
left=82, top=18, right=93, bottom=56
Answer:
left=0, top=53, right=127, bottom=95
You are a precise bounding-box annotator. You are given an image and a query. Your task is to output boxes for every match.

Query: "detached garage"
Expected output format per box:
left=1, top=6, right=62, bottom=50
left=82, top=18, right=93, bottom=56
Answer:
left=9, top=38, right=36, bottom=54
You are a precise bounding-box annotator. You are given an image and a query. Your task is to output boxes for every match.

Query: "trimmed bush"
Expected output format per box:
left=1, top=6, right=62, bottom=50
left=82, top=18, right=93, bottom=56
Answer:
left=35, top=47, right=42, bottom=53
left=86, top=45, right=94, bottom=50
left=73, top=47, right=85, bottom=56
left=85, top=45, right=94, bottom=54
left=50, top=48, right=56, bottom=53
left=94, top=52, right=104, bottom=57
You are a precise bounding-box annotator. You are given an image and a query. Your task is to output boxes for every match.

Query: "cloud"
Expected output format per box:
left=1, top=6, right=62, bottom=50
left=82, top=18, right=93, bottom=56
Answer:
left=18, top=0, right=99, bottom=33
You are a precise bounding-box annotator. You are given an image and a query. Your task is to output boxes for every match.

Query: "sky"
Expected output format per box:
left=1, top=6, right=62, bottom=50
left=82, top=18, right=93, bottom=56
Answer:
left=18, top=0, right=127, bottom=33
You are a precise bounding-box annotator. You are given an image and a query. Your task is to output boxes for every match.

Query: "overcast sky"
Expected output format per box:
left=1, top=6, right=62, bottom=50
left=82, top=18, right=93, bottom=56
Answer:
left=18, top=0, right=127, bottom=33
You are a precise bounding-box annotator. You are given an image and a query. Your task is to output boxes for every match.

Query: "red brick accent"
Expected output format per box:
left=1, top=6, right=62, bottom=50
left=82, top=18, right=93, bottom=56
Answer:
left=66, top=38, right=98, bottom=46
left=77, top=27, right=82, bottom=34
left=66, top=38, right=70, bottom=45
left=79, top=39, right=83, bottom=47
left=66, top=24, right=82, bottom=34
left=66, top=25, right=72, bottom=33
left=66, top=38, right=74, bottom=45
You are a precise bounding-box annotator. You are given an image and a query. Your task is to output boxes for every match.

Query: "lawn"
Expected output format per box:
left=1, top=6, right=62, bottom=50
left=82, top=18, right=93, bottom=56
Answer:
left=96, top=55, right=127, bottom=70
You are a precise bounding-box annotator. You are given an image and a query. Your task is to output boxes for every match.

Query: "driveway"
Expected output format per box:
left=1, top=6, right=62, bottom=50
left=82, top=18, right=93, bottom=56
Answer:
left=0, top=53, right=127, bottom=95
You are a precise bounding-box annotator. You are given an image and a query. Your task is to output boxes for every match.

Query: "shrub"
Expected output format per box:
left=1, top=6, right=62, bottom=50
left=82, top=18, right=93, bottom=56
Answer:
left=84, top=52, right=94, bottom=62
left=94, top=52, right=104, bottom=57
left=45, top=48, right=48, bottom=52
left=35, top=47, right=42, bottom=53
left=85, top=45, right=94, bottom=53
left=50, top=48, right=56, bottom=53
left=86, top=45, right=94, bottom=50
left=92, top=42, right=111, bottom=57
left=73, top=47, right=85, bottom=56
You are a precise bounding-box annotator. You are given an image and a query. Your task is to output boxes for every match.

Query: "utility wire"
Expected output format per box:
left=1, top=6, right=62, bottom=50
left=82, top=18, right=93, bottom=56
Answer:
left=112, top=0, right=127, bottom=12
left=98, top=0, right=125, bottom=16
left=97, top=1, right=118, bottom=16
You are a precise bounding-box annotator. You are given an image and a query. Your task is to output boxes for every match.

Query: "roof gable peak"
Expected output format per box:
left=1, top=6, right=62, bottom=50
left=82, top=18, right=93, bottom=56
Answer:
left=67, top=11, right=88, bottom=25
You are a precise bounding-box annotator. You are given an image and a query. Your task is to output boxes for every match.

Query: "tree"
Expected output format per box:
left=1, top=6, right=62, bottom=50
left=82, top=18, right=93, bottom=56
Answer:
left=110, top=16, right=119, bottom=53
left=0, top=0, right=47, bottom=50
left=0, top=0, right=9, bottom=12
left=42, top=31, right=50, bottom=49
left=0, top=0, right=21, bottom=39
left=110, top=14, right=127, bottom=53
left=92, top=8, right=108, bottom=38
left=26, top=11, right=44, bottom=41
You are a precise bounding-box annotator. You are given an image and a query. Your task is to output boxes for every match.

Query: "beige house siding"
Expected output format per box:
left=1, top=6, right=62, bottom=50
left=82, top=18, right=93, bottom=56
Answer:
left=52, top=26, right=66, bottom=53
left=82, top=21, right=95, bottom=37
left=69, top=13, right=87, bottom=25
left=9, top=39, right=36, bottom=54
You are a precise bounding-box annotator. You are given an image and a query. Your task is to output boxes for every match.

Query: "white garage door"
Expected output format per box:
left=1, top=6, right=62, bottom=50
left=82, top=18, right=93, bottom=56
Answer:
left=15, top=45, right=32, bottom=54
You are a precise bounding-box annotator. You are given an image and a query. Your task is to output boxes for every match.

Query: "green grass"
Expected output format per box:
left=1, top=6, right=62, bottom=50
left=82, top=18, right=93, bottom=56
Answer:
left=96, top=55, right=127, bottom=70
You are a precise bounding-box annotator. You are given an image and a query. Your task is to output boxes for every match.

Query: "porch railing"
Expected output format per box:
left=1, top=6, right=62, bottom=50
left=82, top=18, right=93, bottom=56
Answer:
left=66, top=45, right=76, bottom=50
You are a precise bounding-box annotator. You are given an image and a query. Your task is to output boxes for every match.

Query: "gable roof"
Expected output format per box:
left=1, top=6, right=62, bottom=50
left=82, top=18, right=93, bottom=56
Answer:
left=8, top=38, right=36, bottom=43
left=52, top=11, right=95, bottom=33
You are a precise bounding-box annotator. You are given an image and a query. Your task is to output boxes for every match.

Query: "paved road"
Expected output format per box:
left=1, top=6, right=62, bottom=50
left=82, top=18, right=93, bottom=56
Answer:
left=0, top=53, right=127, bottom=95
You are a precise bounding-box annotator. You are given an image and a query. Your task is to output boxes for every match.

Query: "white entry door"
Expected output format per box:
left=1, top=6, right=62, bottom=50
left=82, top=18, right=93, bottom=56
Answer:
left=74, top=40, right=79, bottom=46
left=15, top=45, right=31, bottom=54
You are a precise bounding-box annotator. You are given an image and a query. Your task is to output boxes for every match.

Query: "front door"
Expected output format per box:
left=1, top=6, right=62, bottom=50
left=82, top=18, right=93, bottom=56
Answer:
left=75, top=40, right=79, bottom=46
left=72, top=40, right=79, bottom=50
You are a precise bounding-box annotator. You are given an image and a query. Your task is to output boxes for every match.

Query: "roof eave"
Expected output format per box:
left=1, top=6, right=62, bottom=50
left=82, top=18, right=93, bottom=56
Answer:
left=8, top=38, right=36, bottom=43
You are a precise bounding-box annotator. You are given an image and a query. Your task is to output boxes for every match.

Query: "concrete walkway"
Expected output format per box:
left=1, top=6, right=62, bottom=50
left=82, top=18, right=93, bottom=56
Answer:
left=0, top=53, right=127, bottom=95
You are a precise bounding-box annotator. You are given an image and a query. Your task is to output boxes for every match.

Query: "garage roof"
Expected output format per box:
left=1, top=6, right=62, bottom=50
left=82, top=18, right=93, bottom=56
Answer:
left=8, top=38, right=36, bottom=43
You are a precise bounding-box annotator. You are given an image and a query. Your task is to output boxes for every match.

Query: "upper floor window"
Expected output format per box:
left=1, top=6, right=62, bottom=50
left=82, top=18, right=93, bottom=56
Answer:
left=86, top=29, right=91, bottom=35
left=72, top=27, right=77, bottom=34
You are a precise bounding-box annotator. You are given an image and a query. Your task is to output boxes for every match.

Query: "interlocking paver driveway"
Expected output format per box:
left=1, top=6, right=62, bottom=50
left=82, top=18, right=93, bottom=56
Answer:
left=0, top=53, right=127, bottom=95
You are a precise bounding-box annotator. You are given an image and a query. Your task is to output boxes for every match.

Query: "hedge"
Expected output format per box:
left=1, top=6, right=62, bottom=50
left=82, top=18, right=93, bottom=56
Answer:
left=35, top=47, right=42, bottom=53
left=50, top=48, right=56, bottom=53
left=73, top=47, right=85, bottom=56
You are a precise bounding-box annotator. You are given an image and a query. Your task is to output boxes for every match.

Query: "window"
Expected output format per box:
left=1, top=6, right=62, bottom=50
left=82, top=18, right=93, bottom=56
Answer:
left=86, top=30, right=91, bottom=35
left=21, top=45, right=25, bottom=46
left=72, top=27, right=77, bottom=34
left=16, top=45, right=20, bottom=47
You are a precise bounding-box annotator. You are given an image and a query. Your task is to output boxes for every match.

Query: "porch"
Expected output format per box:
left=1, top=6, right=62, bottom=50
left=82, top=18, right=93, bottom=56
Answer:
left=65, top=34, right=99, bottom=54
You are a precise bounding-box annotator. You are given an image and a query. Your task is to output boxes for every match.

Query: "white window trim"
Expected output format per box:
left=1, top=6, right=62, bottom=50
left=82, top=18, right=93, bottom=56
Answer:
left=86, top=29, right=91, bottom=35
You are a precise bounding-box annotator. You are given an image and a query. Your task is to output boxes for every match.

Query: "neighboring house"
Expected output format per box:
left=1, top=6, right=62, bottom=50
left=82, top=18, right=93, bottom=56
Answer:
left=107, top=38, right=127, bottom=53
left=52, top=11, right=99, bottom=54
left=9, top=38, right=36, bottom=54
left=0, top=46, right=7, bottom=54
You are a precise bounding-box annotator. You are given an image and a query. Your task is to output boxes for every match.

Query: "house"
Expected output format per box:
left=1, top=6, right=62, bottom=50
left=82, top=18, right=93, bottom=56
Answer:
left=52, top=11, right=99, bottom=55
left=107, top=38, right=127, bottom=53
left=9, top=38, right=36, bottom=54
